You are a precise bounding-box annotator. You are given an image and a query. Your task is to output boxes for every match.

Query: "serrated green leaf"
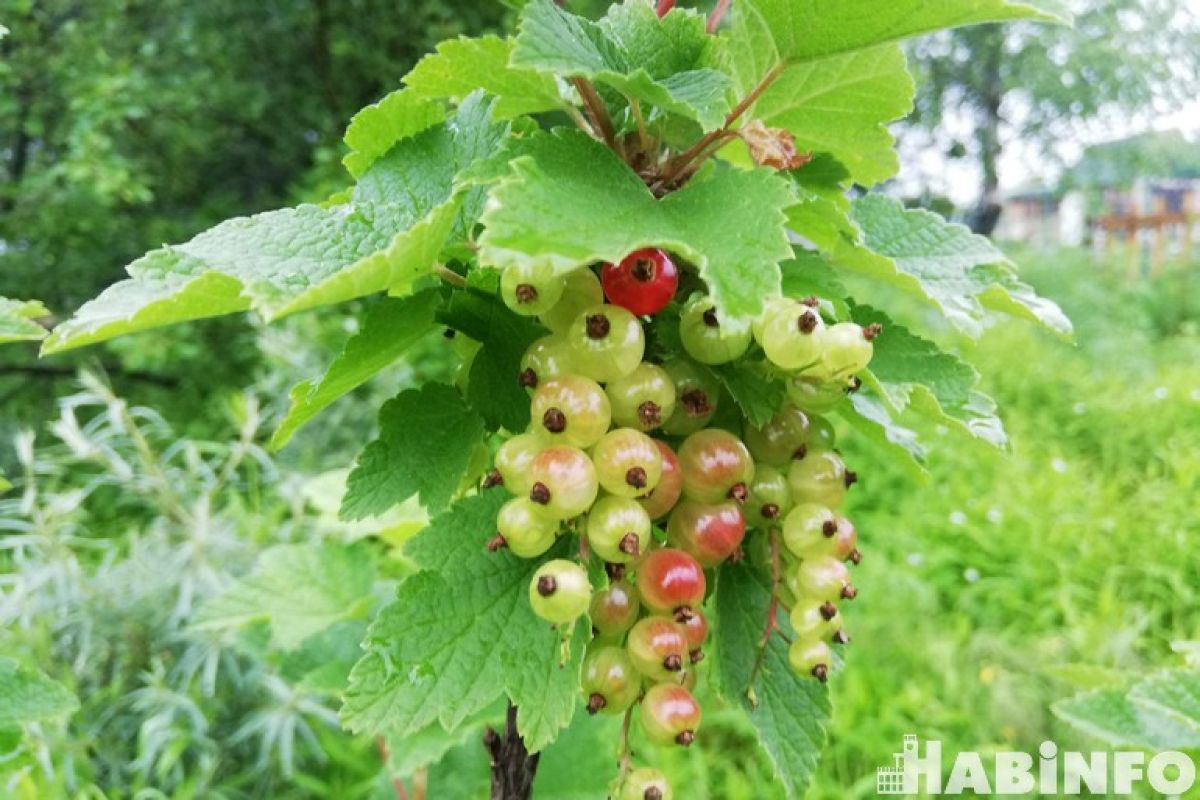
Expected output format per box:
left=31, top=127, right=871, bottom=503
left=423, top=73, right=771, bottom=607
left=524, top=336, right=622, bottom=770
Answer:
left=513, top=0, right=732, bottom=129
left=726, top=0, right=1065, bottom=184
left=44, top=97, right=506, bottom=354
left=1129, top=670, right=1200, bottom=735
left=438, top=283, right=545, bottom=432
left=341, top=493, right=586, bottom=752
left=756, top=45, right=913, bottom=186
left=343, top=89, right=447, bottom=179
left=478, top=130, right=794, bottom=329
left=834, top=195, right=1071, bottom=337
left=779, top=252, right=848, bottom=307
left=841, top=393, right=929, bottom=481
left=713, top=363, right=787, bottom=428
left=1053, top=685, right=1200, bottom=750
left=727, top=0, right=1069, bottom=95
left=405, top=35, right=565, bottom=119
left=192, top=543, right=375, bottom=650
left=0, top=658, right=78, bottom=727
left=341, top=383, right=485, bottom=520
left=271, top=290, right=441, bottom=449
left=853, top=305, right=976, bottom=410
left=386, top=700, right=506, bottom=779
left=712, top=560, right=831, bottom=799
left=0, top=298, right=49, bottom=344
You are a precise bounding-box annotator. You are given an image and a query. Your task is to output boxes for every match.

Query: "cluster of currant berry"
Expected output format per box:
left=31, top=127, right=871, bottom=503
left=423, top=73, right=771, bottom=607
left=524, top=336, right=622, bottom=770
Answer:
left=482, top=248, right=877, bottom=800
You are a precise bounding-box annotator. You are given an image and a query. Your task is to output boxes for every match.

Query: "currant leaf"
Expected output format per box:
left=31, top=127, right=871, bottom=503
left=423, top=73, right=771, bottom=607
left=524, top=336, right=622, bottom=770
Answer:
left=727, top=0, right=1069, bottom=95
left=512, top=0, right=732, bottom=130
left=192, top=542, right=376, bottom=649
left=271, top=289, right=442, bottom=449
left=341, top=383, right=485, bottom=520
left=478, top=130, right=794, bottom=329
left=343, top=89, right=447, bottom=178
left=438, top=277, right=546, bottom=432
left=840, top=392, right=930, bottom=481
left=712, top=362, right=788, bottom=429
left=0, top=658, right=79, bottom=727
left=405, top=35, right=565, bottom=120
left=756, top=45, right=914, bottom=186
left=0, top=297, right=49, bottom=344
left=712, top=560, right=832, bottom=799
left=1053, top=672, right=1200, bottom=750
left=779, top=252, right=848, bottom=309
left=43, top=96, right=506, bottom=354
left=835, top=195, right=1072, bottom=337
left=342, top=493, right=586, bottom=752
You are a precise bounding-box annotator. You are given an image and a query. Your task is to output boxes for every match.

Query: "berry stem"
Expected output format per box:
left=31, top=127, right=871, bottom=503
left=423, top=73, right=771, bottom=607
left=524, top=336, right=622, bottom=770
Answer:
left=746, top=528, right=782, bottom=705
left=660, top=62, right=785, bottom=185
left=613, top=707, right=635, bottom=795
left=629, top=97, right=650, bottom=153
left=433, top=264, right=466, bottom=288
left=572, top=77, right=619, bottom=153
left=706, top=0, right=732, bottom=33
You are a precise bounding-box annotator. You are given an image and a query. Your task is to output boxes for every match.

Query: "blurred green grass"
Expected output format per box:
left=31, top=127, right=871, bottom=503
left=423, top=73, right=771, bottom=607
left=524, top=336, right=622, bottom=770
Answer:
left=807, top=250, right=1200, bottom=798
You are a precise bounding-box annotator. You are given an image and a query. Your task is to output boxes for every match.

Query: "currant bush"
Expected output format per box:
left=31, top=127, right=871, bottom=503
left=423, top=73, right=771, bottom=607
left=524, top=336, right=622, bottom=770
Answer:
left=43, top=0, right=1074, bottom=791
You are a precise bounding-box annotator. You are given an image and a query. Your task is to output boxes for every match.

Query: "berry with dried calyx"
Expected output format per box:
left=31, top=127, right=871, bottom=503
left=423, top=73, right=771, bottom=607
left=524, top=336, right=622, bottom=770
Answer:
left=540, top=267, right=604, bottom=334
left=528, top=445, right=599, bottom=518
left=640, top=684, right=701, bottom=746
left=677, top=428, right=756, bottom=504
left=501, top=263, right=565, bottom=316
left=496, top=497, right=558, bottom=558
left=530, top=375, right=612, bottom=448
left=626, top=616, right=689, bottom=681
left=593, top=428, right=663, bottom=498
left=581, top=645, right=641, bottom=715
left=567, top=304, right=645, bottom=382
left=636, top=548, right=706, bottom=614
left=679, top=296, right=751, bottom=365
left=601, top=248, right=679, bottom=316
left=661, top=359, right=720, bottom=435
left=529, top=560, right=592, bottom=624
left=606, top=362, right=677, bottom=432
left=585, top=495, right=652, bottom=564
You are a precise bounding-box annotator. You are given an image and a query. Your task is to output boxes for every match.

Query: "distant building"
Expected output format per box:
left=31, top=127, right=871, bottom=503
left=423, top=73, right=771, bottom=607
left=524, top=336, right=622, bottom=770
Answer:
left=877, top=734, right=920, bottom=795
left=994, top=132, right=1200, bottom=270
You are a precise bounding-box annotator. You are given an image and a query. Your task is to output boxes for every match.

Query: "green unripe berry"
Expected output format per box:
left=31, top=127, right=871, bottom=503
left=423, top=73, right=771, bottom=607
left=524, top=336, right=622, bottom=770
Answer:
left=529, top=559, right=592, bottom=624
left=679, top=296, right=751, bottom=365
left=586, top=495, right=652, bottom=563
left=606, top=362, right=677, bottom=432
left=581, top=645, right=641, bottom=715
left=540, top=267, right=603, bottom=334
left=501, top=263, right=565, bottom=316
left=567, top=304, right=645, bottom=383
left=496, top=497, right=558, bottom=558
left=593, top=428, right=663, bottom=498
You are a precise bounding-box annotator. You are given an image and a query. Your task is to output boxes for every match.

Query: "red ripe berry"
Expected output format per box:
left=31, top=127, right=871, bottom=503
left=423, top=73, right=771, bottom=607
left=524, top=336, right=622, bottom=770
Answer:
left=636, top=548, right=706, bottom=614
left=601, top=249, right=679, bottom=316
left=638, top=440, right=683, bottom=521
left=640, top=684, right=702, bottom=746
left=666, top=499, right=746, bottom=567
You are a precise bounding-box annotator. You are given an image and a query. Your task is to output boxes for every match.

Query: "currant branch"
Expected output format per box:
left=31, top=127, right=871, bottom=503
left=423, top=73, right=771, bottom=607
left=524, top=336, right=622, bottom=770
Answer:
left=746, top=527, right=782, bottom=707
left=572, top=77, right=619, bottom=152
left=659, top=62, right=785, bottom=185
left=655, top=0, right=676, bottom=16
left=706, top=0, right=732, bottom=33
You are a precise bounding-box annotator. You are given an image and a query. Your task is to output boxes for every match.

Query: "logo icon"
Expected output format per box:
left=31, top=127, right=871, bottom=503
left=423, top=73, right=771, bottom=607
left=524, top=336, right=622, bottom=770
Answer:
left=877, top=734, right=920, bottom=794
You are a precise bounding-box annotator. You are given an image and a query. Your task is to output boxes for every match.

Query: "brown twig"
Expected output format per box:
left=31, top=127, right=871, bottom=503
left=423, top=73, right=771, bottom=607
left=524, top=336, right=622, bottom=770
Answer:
left=746, top=528, right=782, bottom=705
left=707, top=0, right=732, bottom=33
left=659, top=62, right=785, bottom=185
left=572, top=77, right=618, bottom=152
left=484, top=703, right=540, bottom=799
